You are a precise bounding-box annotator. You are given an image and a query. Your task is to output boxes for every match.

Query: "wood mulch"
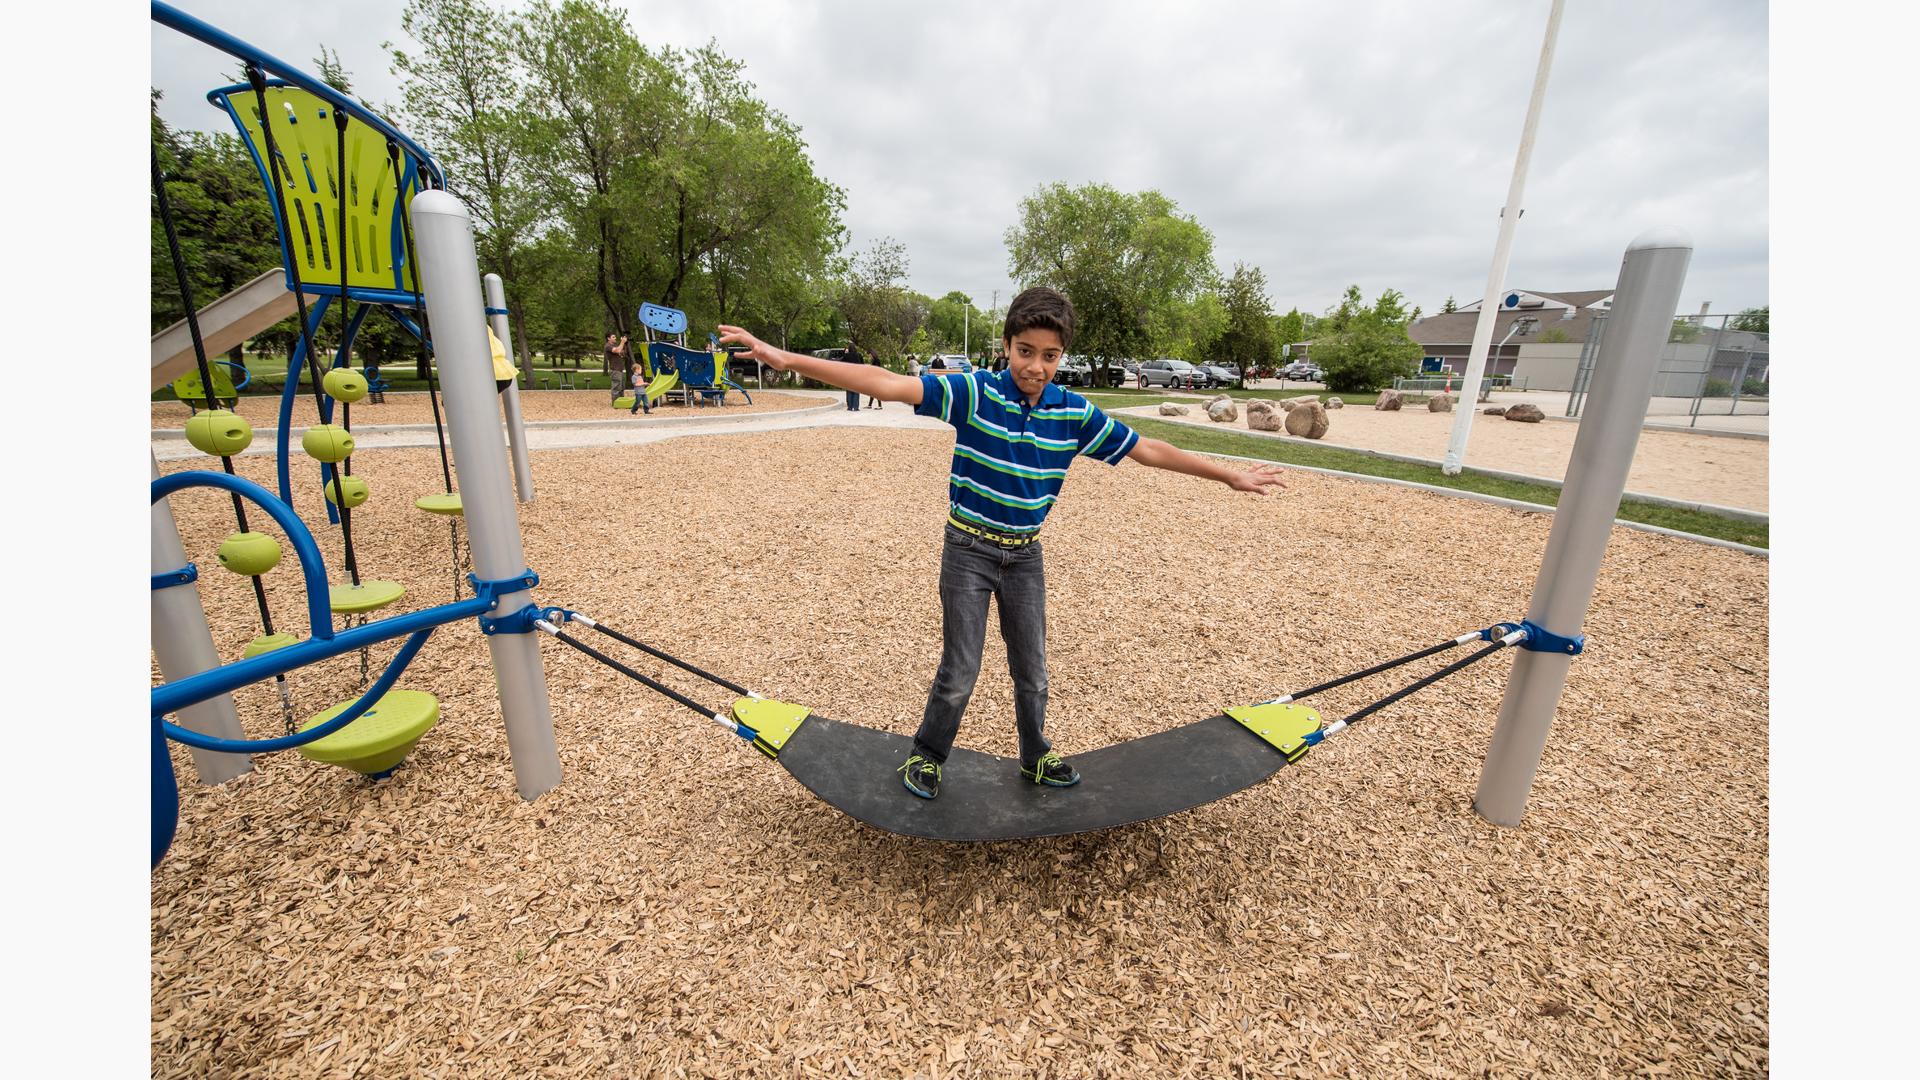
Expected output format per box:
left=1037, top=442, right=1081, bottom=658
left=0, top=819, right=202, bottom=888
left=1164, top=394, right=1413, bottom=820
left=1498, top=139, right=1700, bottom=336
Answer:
left=151, top=389, right=822, bottom=430
left=153, top=428, right=1769, bottom=1077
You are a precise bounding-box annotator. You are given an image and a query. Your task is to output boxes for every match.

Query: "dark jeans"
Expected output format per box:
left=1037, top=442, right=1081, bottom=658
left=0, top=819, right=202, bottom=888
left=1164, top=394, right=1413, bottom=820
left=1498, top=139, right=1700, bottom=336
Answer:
left=913, top=524, right=1051, bottom=767
left=845, top=389, right=860, bottom=411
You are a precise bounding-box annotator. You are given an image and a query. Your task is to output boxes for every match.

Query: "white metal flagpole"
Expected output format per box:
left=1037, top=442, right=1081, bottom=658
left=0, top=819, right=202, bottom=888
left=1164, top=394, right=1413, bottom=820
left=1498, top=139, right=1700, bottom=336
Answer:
left=1441, top=0, right=1566, bottom=476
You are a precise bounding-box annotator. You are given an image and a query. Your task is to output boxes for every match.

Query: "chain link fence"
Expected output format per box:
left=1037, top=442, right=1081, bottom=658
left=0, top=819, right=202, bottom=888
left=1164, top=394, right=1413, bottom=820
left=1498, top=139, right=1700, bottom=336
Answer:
left=1567, top=313, right=1769, bottom=425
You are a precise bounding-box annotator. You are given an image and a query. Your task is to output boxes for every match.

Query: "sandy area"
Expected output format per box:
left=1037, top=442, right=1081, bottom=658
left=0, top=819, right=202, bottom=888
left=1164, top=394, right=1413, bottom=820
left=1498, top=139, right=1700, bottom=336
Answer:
left=152, top=428, right=1767, bottom=1077
left=1125, top=398, right=1769, bottom=513
left=152, top=389, right=821, bottom=430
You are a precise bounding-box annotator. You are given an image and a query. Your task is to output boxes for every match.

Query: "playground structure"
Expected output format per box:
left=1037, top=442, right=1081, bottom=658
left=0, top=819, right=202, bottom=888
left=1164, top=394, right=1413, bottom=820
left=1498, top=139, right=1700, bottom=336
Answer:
left=151, top=0, right=1701, bottom=868
left=616, top=301, right=755, bottom=409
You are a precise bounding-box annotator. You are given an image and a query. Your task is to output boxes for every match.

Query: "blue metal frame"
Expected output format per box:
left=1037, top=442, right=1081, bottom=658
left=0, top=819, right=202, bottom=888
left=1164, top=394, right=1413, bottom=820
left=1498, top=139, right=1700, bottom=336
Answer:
left=274, top=295, right=333, bottom=506
left=152, top=564, right=199, bottom=590
left=1518, top=619, right=1585, bottom=656
left=163, top=629, right=433, bottom=753
left=152, top=2, right=444, bottom=182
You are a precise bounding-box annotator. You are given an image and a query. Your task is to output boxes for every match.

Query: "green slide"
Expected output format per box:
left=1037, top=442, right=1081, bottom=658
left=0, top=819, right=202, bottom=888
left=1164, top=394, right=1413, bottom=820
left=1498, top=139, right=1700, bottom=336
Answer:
left=645, top=371, right=679, bottom=403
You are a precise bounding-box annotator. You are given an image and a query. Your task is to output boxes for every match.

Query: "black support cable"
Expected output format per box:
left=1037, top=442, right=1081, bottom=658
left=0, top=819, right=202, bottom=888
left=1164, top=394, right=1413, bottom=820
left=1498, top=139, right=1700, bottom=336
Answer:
left=545, top=627, right=719, bottom=720
left=1285, top=637, right=1467, bottom=704
left=151, top=144, right=279, bottom=641
left=583, top=621, right=753, bottom=698
left=387, top=139, right=454, bottom=494
left=330, top=106, right=361, bottom=585
left=1335, top=638, right=1517, bottom=728
left=245, top=66, right=331, bottom=424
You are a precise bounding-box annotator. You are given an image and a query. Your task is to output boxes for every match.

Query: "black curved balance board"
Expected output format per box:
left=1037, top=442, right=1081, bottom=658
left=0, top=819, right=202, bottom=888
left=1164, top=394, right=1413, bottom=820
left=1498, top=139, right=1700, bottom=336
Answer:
left=774, top=714, right=1291, bottom=842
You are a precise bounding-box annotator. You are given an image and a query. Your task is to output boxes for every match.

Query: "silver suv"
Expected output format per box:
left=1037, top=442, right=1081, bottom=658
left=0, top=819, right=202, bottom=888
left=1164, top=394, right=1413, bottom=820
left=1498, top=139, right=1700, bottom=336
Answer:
left=1137, top=358, right=1201, bottom=389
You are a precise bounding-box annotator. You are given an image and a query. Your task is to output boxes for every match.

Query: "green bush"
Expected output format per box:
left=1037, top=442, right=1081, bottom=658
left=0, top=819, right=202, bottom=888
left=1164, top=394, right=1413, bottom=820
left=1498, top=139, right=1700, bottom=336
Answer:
left=1740, top=376, right=1769, bottom=397
left=1702, top=378, right=1733, bottom=398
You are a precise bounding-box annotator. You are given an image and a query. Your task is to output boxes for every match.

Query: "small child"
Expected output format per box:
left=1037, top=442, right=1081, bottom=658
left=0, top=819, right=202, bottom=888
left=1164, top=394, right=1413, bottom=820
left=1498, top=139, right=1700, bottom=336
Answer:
left=630, top=357, right=651, bottom=414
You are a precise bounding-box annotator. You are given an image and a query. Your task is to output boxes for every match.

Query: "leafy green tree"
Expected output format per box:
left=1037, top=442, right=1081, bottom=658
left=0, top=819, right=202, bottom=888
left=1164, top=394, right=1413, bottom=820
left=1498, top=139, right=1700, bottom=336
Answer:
left=1160, top=290, right=1226, bottom=366
left=1669, top=319, right=1702, bottom=343
left=835, top=238, right=922, bottom=357
left=1005, top=182, right=1215, bottom=387
left=1211, top=263, right=1276, bottom=387
left=1273, top=308, right=1309, bottom=366
left=1310, top=285, right=1421, bottom=392
left=927, top=291, right=994, bottom=354
left=1730, top=305, right=1769, bottom=333
left=150, top=95, right=283, bottom=369
left=391, top=0, right=543, bottom=366
left=1538, top=326, right=1571, bottom=343
left=1441, top=295, right=1458, bottom=314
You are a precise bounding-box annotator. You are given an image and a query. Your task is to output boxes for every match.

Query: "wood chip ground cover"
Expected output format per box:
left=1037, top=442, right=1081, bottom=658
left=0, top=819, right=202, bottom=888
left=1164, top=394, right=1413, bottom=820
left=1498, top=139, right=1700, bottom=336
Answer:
left=153, top=429, right=1768, bottom=1077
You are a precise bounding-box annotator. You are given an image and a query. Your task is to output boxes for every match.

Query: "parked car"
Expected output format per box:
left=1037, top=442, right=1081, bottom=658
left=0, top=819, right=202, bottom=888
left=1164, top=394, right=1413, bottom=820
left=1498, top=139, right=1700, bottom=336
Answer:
left=1196, top=364, right=1236, bottom=388
left=927, top=353, right=973, bottom=373
left=1093, top=359, right=1128, bottom=386
left=1280, top=361, right=1324, bottom=382
left=1055, top=355, right=1091, bottom=386
left=1137, top=358, right=1202, bottom=389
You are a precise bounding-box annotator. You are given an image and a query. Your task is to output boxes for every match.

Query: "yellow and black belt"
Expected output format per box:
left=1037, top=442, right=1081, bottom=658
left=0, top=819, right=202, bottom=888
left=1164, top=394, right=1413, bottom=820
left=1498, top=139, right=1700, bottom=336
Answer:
left=947, top=515, right=1038, bottom=547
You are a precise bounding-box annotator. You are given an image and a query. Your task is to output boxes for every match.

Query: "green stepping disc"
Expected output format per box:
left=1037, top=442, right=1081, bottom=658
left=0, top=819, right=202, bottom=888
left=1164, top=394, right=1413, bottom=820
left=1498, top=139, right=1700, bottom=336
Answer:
left=613, top=396, right=636, bottom=409
left=414, top=492, right=464, bottom=516
left=242, top=632, right=301, bottom=659
left=328, top=580, right=406, bottom=614
left=297, top=689, right=440, bottom=776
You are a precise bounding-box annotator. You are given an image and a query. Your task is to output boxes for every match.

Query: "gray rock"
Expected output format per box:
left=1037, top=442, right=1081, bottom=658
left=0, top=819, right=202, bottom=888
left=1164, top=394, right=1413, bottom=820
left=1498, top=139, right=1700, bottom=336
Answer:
left=1375, top=390, right=1403, bottom=411
left=1428, top=393, right=1455, bottom=413
left=1504, top=403, right=1546, bottom=423
left=1246, top=400, right=1283, bottom=431
left=1206, top=398, right=1238, bottom=422
left=1284, top=400, right=1330, bottom=439
left=1158, top=402, right=1190, bottom=416
left=1483, top=406, right=1508, bottom=416
left=1279, top=398, right=1301, bottom=411
left=1325, top=397, right=1344, bottom=409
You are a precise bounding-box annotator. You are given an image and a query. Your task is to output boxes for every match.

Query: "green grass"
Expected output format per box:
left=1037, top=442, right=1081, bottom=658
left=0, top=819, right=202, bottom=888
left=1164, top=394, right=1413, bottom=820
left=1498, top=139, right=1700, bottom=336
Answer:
left=1121, top=416, right=1769, bottom=549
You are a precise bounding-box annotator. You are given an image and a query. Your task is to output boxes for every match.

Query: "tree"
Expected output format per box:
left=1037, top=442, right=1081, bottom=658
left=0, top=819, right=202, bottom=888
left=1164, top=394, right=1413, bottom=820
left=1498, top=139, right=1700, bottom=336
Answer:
left=1273, top=308, right=1309, bottom=366
left=391, top=0, right=543, bottom=366
left=1442, top=295, right=1458, bottom=314
left=835, top=237, right=922, bottom=357
left=1669, top=319, right=1702, bottom=343
left=926, top=291, right=994, bottom=354
left=1310, top=285, right=1421, bottom=392
left=1730, top=305, right=1769, bottom=333
left=1211, top=263, right=1277, bottom=388
left=150, top=94, right=283, bottom=369
left=1004, top=181, right=1215, bottom=387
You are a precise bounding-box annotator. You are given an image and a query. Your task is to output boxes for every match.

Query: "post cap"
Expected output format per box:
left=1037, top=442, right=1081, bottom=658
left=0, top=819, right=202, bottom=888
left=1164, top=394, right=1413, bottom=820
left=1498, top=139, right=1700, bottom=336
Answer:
left=1626, top=227, right=1692, bottom=253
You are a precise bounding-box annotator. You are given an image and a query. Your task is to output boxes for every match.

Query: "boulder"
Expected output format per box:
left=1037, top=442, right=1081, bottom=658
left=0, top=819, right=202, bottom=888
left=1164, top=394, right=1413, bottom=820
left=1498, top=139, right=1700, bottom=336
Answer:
left=1375, top=390, right=1403, bottom=411
left=1483, top=406, right=1508, bottom=416
left=1325, top=397, right=1344, bottom=410
left=1206, top=398, right=1238, bottom=423
left=1504, top=403, right=1546, bottom=423
left=1158, top=402, right=1190, bottom=416
left=1428, top=393, right=1455, bottom=413
left=1279, top=398, right=1301, bottom=412
left=1246, top=400, right=1283, bottom=432
left=1284, top=400, right=1330, bottom=439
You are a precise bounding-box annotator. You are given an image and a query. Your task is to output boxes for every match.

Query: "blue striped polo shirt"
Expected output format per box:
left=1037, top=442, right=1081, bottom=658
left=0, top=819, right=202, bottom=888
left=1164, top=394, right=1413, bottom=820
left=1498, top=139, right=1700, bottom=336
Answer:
left=915, top=369, right=1140, bottom=536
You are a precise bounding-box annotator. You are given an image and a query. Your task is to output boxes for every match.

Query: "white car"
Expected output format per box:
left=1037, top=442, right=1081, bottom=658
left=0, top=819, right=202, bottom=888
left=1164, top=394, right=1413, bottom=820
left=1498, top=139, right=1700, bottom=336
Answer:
left=927, top=354, right=973, bottom=373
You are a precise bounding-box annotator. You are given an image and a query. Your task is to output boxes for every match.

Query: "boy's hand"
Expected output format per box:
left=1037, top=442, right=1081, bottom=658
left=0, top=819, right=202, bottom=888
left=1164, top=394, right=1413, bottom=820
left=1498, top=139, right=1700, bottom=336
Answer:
left=1227, top=464, right=1288, bottom=495
left=716, top=325, right=783, bottom=369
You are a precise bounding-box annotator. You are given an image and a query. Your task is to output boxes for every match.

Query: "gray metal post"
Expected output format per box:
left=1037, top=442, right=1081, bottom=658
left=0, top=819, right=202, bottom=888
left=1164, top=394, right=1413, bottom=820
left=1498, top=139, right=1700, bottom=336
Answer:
left=1474, top=230, right=1692, bottom=827
left=150, top=452, right=250, bottom=785
left=412, top=191, right=562, bottom=800
left=484, top=273, right=536, bottom=503
left=1689, top=318, right=1727, bottom=428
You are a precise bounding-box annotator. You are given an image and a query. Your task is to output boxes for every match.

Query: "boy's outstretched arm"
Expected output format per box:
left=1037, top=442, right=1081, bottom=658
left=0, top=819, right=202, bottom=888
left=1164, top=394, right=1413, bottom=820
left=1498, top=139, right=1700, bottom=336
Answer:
left=1125, top=437, right=1288, bottom=495
left=715, top=325, right=924, bottom=406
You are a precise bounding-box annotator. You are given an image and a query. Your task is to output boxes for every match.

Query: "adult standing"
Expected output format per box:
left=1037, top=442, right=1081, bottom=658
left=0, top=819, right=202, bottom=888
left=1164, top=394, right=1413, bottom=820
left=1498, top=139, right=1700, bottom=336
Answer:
left=842, top=343, right=861, bottom=411
left=605, top=332, right=629, bottom=405
left=865, top=351, right=886, bottom=409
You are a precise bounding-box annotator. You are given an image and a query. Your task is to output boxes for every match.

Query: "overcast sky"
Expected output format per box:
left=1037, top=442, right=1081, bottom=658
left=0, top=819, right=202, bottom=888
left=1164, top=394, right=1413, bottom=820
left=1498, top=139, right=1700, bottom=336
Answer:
left=151, top=0, right=1768, bottom=321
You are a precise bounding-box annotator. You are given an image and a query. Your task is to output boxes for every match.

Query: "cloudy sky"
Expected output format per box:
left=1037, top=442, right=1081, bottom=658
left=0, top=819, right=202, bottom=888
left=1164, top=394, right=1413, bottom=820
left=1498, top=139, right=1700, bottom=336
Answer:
left=151, top=0, right=1768, bottom=320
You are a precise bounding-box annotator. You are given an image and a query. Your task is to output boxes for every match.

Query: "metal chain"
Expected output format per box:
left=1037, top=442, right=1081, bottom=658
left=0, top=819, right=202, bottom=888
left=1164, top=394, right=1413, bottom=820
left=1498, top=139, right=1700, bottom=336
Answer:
left=278, top=676, right=298, bottom=737
left=354, top=612, right=371, bottom=690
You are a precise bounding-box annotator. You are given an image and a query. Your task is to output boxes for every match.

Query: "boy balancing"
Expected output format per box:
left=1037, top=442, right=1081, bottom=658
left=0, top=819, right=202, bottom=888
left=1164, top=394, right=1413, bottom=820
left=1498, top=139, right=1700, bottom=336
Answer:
left=717, top=287, right=1286, bottom=801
